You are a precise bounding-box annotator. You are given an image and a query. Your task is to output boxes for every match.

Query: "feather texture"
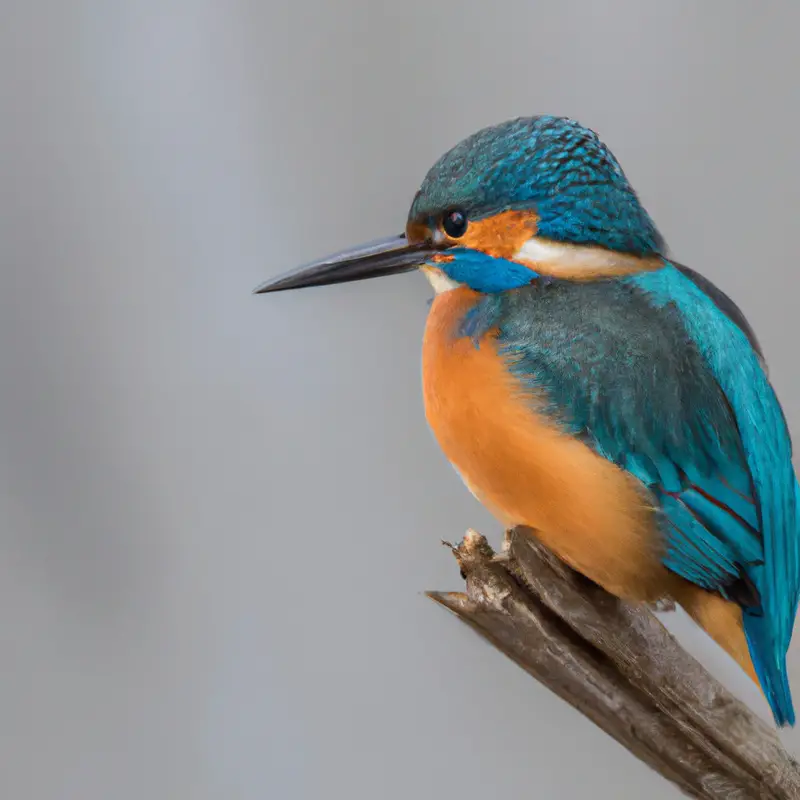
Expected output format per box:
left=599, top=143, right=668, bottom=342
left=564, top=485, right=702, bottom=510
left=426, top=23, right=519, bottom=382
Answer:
left=409, top=116, right=665, bottom=256
left=461, top=264, right=799, bottom=725
left=631, top=264, right=799, bottom=725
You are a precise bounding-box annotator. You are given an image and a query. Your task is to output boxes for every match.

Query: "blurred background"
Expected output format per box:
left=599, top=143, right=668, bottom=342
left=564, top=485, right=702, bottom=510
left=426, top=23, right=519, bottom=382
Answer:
left=1, top=2, right=799, bottom=798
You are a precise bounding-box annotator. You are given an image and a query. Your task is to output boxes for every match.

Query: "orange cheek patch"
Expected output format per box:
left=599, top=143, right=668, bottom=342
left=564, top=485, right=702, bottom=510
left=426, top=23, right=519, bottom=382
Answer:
left=431, top=253, right=454, bottom=264
left=461, top=210, right=538, bottom=260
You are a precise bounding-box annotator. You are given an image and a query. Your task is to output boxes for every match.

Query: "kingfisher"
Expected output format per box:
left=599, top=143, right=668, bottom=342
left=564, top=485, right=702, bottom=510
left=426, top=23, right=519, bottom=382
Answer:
left=255, top=115, right=800, bottom=727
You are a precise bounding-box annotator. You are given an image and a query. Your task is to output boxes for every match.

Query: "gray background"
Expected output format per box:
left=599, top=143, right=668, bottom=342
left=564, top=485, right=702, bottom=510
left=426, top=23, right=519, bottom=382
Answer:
left=1, top=2, right=799, bottom=798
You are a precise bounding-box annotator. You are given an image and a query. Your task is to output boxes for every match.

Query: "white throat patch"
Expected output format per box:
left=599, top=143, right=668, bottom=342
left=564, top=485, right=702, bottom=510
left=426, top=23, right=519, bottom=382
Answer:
left=422, top=266, right=463, bottom=294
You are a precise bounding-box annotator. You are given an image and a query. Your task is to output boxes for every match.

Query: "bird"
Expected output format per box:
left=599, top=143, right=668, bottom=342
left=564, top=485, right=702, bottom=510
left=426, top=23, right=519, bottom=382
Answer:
left=255, top=115, right=800, bottom=727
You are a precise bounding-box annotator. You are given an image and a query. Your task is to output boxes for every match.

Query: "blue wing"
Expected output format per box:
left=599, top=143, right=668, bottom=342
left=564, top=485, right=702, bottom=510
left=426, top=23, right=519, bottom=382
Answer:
left=480, top=263, right=800, bottom=725
left=629, top=264, right=800, bottom=725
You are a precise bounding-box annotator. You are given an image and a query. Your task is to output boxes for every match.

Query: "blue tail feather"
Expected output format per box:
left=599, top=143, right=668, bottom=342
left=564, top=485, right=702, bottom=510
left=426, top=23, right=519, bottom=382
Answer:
left=743, top=612, right=796, bottom=726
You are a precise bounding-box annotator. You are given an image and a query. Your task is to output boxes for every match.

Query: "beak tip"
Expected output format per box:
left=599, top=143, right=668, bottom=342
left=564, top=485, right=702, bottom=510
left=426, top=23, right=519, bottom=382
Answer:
left=252, top=280, right=281, bottom=295
left=253, top=234, right=432, bottom=297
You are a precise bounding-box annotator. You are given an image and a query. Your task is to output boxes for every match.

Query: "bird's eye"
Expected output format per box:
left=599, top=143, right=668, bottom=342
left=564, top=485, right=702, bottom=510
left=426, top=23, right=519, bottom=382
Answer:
left=442, top=209, right=468, bottom=238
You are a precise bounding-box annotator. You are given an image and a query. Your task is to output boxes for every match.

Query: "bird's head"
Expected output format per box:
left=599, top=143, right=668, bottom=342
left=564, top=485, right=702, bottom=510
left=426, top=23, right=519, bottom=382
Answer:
left=255, top=116, right=666, bottom=296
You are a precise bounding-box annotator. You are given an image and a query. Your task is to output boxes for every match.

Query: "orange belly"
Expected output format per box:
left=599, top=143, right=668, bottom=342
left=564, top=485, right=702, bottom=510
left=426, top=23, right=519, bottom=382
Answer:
left=421, top=285, right=759, bottom=686
left=422, top=286, right=669, bottom=601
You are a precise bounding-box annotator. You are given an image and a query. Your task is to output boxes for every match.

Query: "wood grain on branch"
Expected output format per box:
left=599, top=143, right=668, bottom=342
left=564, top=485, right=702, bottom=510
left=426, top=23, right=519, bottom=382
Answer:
left=427, top=526, right=800, bottom=799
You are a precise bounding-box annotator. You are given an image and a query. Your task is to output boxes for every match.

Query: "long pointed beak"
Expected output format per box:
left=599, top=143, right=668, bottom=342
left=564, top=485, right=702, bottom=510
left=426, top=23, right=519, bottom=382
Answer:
left=253, top=234, right=438, bottom=294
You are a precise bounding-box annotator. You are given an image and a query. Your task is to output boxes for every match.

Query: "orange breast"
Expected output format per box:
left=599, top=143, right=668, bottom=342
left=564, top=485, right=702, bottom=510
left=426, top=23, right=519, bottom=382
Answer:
left=422, top=286, right=671, bottom=601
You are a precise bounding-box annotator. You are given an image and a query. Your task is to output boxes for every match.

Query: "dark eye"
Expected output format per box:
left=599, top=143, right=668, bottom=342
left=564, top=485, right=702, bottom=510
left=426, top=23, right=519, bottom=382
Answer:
left=442, top=209, right=468, bottom=238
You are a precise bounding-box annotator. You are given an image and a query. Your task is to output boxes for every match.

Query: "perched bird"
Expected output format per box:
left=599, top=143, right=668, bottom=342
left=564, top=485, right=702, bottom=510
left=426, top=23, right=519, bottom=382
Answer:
left=255, top=115, right=800, bottom=727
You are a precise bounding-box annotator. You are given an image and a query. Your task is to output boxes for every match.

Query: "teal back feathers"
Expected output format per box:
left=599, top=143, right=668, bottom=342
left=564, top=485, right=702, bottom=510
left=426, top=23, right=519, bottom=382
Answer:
left=632, top=265, right=799, bottom=726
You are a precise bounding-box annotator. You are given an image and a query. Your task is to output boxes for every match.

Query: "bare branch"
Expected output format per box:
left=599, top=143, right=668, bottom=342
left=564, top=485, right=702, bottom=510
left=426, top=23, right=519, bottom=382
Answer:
left=427, top=527, right=800, bottom=799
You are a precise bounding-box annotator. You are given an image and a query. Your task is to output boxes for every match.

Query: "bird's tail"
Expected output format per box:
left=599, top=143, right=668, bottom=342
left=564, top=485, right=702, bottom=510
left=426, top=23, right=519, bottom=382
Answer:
left=743, top=613, right=795, bottom=727
left=676, top=583, right=795, bottom=727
